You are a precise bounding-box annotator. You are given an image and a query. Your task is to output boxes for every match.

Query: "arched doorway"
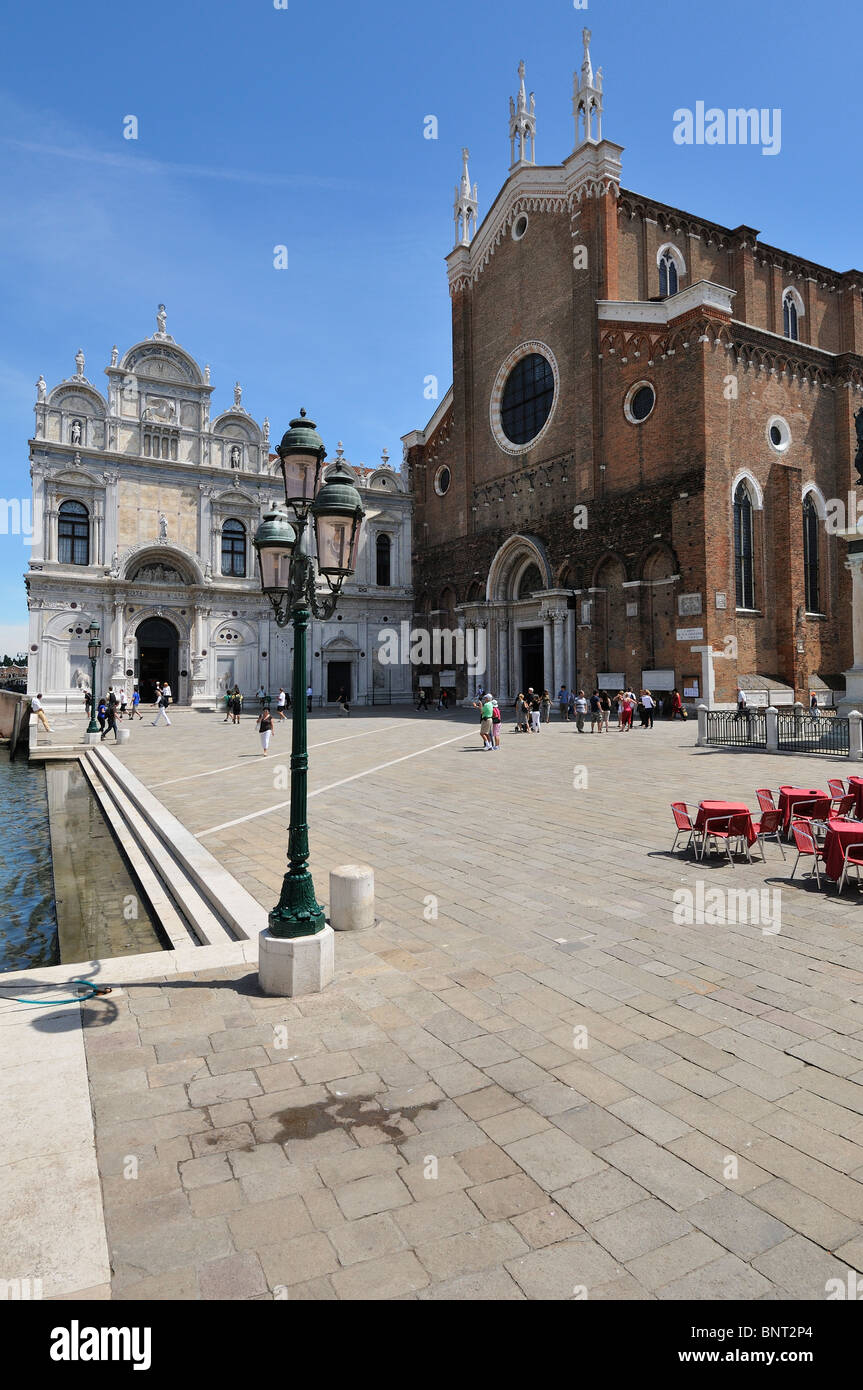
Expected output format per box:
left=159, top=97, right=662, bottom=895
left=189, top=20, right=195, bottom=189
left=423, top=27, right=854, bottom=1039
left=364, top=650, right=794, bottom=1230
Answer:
left=136, top=617, right=179, bottom=705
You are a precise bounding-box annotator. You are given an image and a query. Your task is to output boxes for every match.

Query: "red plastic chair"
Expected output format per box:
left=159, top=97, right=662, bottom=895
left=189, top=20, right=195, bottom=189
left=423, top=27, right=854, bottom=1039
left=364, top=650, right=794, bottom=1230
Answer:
left=753, top=808, right=786, bottom=861
left=756, top=788, right=776, bottom=812
left=787, top=797, right=831, bottom=840
left=671, top=803, right=701, bottom=856
left=837, top=841, right=863, bottom=894
left=833, top=794, right=857, bottom=820
left=701, top=812, right=753, bottom=864
left=828, top=778, right=848, bottom=804
left=789, top=818, right=827, bottom=888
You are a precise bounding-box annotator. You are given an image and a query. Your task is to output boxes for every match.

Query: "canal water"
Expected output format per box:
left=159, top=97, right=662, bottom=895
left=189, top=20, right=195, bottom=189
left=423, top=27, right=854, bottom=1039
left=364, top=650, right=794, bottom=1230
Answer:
left=0, top=756, right=167, bottom=971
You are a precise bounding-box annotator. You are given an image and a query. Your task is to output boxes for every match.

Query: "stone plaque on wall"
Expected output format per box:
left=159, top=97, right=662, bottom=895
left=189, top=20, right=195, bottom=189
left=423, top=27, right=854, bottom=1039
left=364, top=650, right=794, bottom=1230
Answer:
left=715, top=592, right=727, bottom=609
left=626, top=602, right=638, bottom=618
left=678, top=593, right=702, bottom=617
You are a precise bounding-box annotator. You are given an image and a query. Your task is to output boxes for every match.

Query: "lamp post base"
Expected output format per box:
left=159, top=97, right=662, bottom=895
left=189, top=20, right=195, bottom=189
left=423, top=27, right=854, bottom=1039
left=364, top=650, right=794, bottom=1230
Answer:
left=258, top=923, right=335, bottom=997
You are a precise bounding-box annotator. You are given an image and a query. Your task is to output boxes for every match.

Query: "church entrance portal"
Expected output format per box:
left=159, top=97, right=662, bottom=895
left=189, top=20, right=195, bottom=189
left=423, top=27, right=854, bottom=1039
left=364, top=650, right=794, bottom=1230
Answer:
left=520, top=627, right=544, bottom=695
left=136, top=617, right=180, bottom=705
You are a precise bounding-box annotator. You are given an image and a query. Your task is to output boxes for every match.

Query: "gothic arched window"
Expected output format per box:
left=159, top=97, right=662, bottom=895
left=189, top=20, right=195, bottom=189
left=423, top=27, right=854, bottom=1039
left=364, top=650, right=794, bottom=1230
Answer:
left=376, top=534, right=391, bottom=587
left=803, top=495, right=820, bottom=614
left=783, top=290, right=799, bottom=341
left=659, top=251, right=679, bottom=298
left=733, top=482, right=756, bottom=610
left=221, top=518, right=247, bottom=577
left=58, top=500, right=89, bottom=566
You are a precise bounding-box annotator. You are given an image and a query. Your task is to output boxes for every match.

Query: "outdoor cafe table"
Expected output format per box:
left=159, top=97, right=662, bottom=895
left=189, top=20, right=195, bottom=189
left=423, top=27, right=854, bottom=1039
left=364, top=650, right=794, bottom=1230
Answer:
left=823, top=816, right=863, bottom=882
left=694, top=801, right=757, bottom=849
left=848, top=776, right=863, bottom=819
left=777, top=785, right=829, bottom=833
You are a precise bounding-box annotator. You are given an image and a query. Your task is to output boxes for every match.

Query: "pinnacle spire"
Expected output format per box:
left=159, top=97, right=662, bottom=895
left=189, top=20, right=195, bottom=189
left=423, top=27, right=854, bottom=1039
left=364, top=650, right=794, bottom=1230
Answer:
left=574, top=27, right=604, bottom=148
left=509, top=60, right=536, bottom=170
left=453, top=147, right=478, bottom=248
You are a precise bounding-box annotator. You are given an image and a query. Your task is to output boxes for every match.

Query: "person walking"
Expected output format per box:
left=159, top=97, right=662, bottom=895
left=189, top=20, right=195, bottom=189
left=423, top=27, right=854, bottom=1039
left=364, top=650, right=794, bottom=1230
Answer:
left=256, top=685, right=266, bottom=710
left=514, top=692, right=529, bottom=734
left=130, top=687, right=144, bottom=720
left=83, top=688, right=92, bottom=717
left=641, top=689, right=655, bottom=729
left=118, top=688, right=128, bottom=720
left=589, top=689, right=602, bottom=734
left=102, top=695, right=120, bottom=741
left=557, top=686, right=569, bottom=721
left=96, top=696, right=107, bottom=734
left=277, top=687, right=287, bottom=720
left=257, top=703, right=274, bottom=754
left=223, top=687, right=232, bottom=721
left=30, top=693, right=51, bottom=732
left=670, top=688, right=684, bottom=720
left=490, top=695, right=502, bottom=749
left=337, top=688, right=351, bottom=717
left=567, top=689, right=576, bottom=723
left=476, top=693, right=494, bottom=749
left=529, top=691, right=542, bottom=733
left=306, top=683, right=313, bottom=713
left=736, top=687, right=748, bottom=719
left=416, top=687, right=429, bottom=711
left=599, top=690, right=612, bottom=733
left=161, top=680, right=172, bottom=707
left=230, top=686, right=242, bottom=724
left=540, top=689, right=552, bottom=724
left=573, top=690, right=588, bottom=733
left=619, top=691, right=634, bottom=731
left=152, top=684, right=172, bottom=726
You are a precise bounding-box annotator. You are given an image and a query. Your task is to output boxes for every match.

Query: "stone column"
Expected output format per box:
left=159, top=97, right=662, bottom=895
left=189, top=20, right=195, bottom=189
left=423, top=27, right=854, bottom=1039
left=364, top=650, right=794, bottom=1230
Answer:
left=839, top=540, right=863, bottom=715
left=497, top=619, right=510, bottom=702
left=543, top=616, right=553, bottom=694
left=566, top=608, right=576, bottom=687
left=464, top=626, right=476, bottom=701
left=552, top=611, right=566, bottom=694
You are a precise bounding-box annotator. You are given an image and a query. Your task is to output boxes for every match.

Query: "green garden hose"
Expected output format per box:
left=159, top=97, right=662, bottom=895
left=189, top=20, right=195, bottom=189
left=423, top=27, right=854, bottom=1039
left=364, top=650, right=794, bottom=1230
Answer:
left=0, top=978, right=113, bottom=1006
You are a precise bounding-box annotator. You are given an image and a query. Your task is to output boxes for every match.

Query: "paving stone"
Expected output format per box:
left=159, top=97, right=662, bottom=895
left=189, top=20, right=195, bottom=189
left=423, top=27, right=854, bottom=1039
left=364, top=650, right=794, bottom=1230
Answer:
left=834, top=1236, right=863, bottom=1272
left=550, top=1103, right=635, bottom=1151
left=752, top=1235, right=856, bottom=1299
left=478, top=1107, right=552, bottom=1145
left=239, top=1165, right=323, bottom=1204
left=109, top=1217, right=234, bottom=1278
left=517, top=1082, right=588, bottom=1117
left=189, top=1123, right=255, bottom=1158
left=397, top=1157, right=472, bottom=1201
left=179, top=1153, right=234, bottom=1190
left=510, top=1203, right=584, bottom=1248
left=596, top=1135, right=722, bottom=1211
left=398, top=1120, right=486, bottom=1164
left=418, top=1267, right=526, bottom=1300
left=455, top=1085, right=521, bottom=1122
left=589, top=1199, right=693, bottom=1263
left=657, top=1252, right=773, bottom=1300
left=552, top=1167, right=647, bottom=1225
left=468, top=1173, right=548, bottom=1221
left=747, top=1179, right=859, bottom=1251
left=485, top=1058, right=551, bottom=1092
left=112, top=1267, right=200, bottom=1300
left=455, top=1143, right=520, bottom=1184
left=316, top=1145, right=401, bottom=1188
left=607, top=1097, right=692, bottom=1144
left=258, top=1232, right=340, bottom=1288
left=332, top=1172, right=412, bottom=1220
left=199, top=1251, right=268, bottom=1300
left=415, top=1220, right=529, bottom=1281
left=330, top=1250, right=430, bottom=1300
left=188, top=1181, right=247, bottom=1218
left=625, top=1232, right=727, bottom=1291
left=394, top=1191, right=484, bottom=1244
left=505, top=1237, right=622, bottom=1299
left=228, top=1195, right=314, bottom=1250
left=326, top=1212, right=408, bottom=1266
left=504, top=1129, right=607, bottom=1192
left=187, top=1071, right=263, bottom=1108
left=455, top=1034, right=520, bottom=1068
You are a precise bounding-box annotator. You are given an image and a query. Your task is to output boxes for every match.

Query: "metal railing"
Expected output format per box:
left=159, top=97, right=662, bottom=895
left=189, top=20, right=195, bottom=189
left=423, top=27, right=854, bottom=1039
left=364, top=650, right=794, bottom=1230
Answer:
left=705, top=711, right=768, bottom=748
left=777, top=710, right=850, bottom=755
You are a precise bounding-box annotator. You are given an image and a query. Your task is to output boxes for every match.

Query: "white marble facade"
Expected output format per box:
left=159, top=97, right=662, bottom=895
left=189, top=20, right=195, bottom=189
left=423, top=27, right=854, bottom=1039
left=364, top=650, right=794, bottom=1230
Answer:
left=26, top=311, right=413, bottom=709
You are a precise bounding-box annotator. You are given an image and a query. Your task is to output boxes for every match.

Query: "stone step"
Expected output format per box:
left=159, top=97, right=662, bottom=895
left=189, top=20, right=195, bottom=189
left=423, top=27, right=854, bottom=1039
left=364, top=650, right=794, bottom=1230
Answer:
left=90, top=745, right=266, bottom=942
left=81, top=754, right=237, bottom=949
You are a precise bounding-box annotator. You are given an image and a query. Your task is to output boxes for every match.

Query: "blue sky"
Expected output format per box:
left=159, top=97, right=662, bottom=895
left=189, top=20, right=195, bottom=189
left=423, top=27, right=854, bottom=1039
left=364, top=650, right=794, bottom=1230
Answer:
left=0, top=0, right=859, bottom=652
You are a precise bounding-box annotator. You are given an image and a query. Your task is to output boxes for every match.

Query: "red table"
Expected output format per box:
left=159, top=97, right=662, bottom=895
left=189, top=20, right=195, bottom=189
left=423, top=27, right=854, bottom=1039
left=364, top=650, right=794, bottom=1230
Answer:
left=823, top=816, right=863, bottom=881
left=848, top=776, right=863, bottom=820
left=777, top=786, right=830, bottom=833
left=695, top=801, right=757, bottom=849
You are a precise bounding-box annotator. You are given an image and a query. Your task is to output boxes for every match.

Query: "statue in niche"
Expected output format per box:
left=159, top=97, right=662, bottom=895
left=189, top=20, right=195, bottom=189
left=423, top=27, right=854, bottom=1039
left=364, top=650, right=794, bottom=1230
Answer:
left=110, top=345, right=119, bottom=367
left=158, top=514, right=168, bottom=542
left=204, top=561, right=212, bottom=582
left=156, top=304, right=167, bottom=336
left=70, top=419, right=82, bottom=445
left=230, top=445, right=241, bottom=468
left=110, top=551, right=121, bottom=578
left=263, top=417, right=270, bottom=446
left=36, top=375, right=47, bottom=402
left=855, top=406, right=863, bottom=485
left=75, top=348, right=85, bottom=378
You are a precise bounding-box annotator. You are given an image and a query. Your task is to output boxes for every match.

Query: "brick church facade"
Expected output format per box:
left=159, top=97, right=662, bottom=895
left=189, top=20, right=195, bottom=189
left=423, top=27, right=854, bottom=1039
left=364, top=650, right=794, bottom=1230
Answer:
left=403, top=33, right=863, bottom=709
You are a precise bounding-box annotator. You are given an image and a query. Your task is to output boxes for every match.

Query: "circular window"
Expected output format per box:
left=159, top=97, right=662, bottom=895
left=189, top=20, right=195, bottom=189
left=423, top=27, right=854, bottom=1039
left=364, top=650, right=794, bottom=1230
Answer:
left=512, top=214, right=529, bottom=241
left=434, top=465, right=451, bottom=496
left=767, top=416, right=791, bottom=453
left=490, top=342, right=560, bottom=455
left=624, top=382, right=656, bottom=423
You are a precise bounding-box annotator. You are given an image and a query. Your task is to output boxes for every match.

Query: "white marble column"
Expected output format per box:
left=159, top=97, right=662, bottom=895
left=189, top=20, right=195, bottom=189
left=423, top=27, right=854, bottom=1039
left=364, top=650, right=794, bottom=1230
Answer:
left=566, top=608, right=576, bottom=688
left=552, top=612, right=566, bottom=694
left=497, top=619, right=509, bottom=701
left=543, top=617, right=553, bottom=694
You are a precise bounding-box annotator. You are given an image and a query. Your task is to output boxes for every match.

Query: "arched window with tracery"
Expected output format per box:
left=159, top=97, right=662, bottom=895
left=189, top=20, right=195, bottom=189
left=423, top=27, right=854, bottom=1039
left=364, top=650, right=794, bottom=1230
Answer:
left=783, top=290, right=800, bottom=341
left=803, top=494, right=820, bottom=614
left=221, top=518, right=247, bottom=577
left=733, top=482, right=756, bottom=610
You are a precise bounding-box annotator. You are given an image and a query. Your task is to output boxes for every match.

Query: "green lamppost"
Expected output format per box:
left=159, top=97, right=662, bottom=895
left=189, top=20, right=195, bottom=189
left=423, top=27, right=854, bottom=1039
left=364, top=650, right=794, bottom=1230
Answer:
left=86, top=620, right=101, bottom=734
left=254, top=410, right=364, bottom=938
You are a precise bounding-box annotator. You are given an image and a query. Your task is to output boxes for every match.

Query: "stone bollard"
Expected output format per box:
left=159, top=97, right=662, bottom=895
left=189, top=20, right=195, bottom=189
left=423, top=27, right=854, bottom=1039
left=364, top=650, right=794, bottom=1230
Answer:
left=117, top=728, right=131, bottom=744
left=766, top=705, right=779, bottom=754
left=849, top=710, right=863, bottom=762
left=329, top=863, right=375, bottom=931
left=696, top=703, right=708, bottom=747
